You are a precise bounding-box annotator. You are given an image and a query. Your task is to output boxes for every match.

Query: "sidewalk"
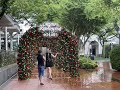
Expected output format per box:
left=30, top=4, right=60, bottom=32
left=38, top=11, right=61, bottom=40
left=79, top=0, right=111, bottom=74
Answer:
left=1, top=62, right=120, bottom=90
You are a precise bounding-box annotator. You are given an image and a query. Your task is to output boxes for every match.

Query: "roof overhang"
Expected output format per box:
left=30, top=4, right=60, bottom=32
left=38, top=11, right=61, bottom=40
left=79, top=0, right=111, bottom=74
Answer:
left=0, top=14, right=20, bottom=33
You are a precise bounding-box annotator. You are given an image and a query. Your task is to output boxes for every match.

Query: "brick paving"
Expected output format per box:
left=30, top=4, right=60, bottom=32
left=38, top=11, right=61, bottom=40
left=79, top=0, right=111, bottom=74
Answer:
left=1, top=61, right=120, bottom=90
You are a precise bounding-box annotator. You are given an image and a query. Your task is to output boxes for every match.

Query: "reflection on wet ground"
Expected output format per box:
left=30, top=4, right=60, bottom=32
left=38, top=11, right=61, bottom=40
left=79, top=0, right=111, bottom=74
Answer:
left=2, top=61, right=120, bottom=90
left=51, top=61, right=120, bottom=90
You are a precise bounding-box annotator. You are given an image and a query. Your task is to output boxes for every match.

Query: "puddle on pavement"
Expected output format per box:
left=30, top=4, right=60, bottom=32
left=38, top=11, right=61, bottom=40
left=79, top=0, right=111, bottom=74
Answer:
left=31, top=61, right=120, bottom=90
left=51, top=61, right=120, bottom=90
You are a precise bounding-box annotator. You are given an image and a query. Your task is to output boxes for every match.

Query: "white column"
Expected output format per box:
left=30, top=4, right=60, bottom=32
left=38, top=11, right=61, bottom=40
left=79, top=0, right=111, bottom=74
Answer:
left=17, top=34, right=19, bottom=45
left=0, top=33, right=1, bottom=51
left=5, top=27, right=8, bottom=51
left=10, top=36, right=13, bottom=51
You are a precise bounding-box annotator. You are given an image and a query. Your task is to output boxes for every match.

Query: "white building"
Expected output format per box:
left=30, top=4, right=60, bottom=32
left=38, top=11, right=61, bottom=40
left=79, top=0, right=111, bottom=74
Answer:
left=0, top=14, right=20, bottom=51
left=79, top=35, right=119, bottom=56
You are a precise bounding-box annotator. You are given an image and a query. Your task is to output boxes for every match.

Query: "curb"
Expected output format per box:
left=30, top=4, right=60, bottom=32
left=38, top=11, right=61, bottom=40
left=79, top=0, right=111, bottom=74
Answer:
left=0, top=73, right=17, bottom=90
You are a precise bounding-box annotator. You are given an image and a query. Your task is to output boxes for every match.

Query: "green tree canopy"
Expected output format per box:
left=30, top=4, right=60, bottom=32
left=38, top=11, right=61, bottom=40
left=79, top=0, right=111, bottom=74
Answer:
left=9, top=0, right=48, bottom=24
left=8, top=0, right=110, bottom=37
left=0, top=0, right=14, bottom=19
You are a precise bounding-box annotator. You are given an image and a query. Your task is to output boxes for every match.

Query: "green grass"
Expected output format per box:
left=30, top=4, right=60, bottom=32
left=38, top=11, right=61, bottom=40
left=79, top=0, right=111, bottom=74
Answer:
left=112, top=77, right=120, bottom=83
left=94, top=57, right=110, bottom=61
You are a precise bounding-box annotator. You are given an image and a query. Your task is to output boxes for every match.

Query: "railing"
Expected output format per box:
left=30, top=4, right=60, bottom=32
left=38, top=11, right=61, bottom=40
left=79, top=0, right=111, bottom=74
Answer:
left=0, top=51, right=17, bottom=68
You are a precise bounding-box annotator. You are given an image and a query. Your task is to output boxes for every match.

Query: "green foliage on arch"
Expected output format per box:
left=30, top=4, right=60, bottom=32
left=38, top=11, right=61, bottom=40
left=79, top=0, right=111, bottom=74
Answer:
left=17, top=28, right=79, bottom=80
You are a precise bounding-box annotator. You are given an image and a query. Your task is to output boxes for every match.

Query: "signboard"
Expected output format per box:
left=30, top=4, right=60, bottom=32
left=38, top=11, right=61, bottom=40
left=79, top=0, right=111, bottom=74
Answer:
left=39, top=22, right=61, bottom=37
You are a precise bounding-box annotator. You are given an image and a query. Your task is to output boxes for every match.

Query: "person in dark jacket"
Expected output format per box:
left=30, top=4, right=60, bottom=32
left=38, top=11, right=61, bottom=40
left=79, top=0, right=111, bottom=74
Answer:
left=37, top=50, right=45, bottom=85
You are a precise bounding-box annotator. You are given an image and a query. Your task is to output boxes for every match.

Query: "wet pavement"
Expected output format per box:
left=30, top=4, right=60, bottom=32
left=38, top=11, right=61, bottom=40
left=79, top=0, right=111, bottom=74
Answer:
left=1, top=61, right=120, bottom=90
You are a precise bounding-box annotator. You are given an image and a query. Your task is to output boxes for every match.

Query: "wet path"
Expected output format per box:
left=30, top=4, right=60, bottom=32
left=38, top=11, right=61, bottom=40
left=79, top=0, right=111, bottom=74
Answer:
left=1, top=61, right=120, bottom=90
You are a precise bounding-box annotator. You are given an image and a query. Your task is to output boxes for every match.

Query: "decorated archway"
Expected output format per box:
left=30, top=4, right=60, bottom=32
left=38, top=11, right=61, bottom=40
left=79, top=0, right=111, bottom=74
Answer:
left=17, top=27, right=80, bottom=80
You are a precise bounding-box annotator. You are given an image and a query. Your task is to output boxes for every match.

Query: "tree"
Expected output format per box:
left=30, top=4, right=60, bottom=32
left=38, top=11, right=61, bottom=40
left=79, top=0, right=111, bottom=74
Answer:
left=97, top=28, right=112, bottom=57
left=84, top=0, right=120, bottom=33
left=113, top=19, right=120, bottom=44
left=57, top=1, right=106, bottom=53
left=85, top=0, right=120, bottom=20
left=8, top=0, right=68, bottom=26
left=8, top=0, right=49, bottom=25
left=83, top=0, right=120, bottom=55
left=0, top=0, right=14, bottom=19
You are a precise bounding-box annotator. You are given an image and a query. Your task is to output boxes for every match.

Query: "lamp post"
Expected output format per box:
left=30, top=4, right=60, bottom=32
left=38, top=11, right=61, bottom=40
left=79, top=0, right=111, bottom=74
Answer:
left=118, top=29, right=120, bottom=45
left=89, top=44, right=92, bottom=55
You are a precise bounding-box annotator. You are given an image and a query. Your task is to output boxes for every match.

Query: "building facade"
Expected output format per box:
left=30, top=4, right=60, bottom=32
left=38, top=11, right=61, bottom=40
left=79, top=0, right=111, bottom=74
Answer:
left=0, top=14, right=21, bottom=51
left=79, top=35, right=119, bottom=57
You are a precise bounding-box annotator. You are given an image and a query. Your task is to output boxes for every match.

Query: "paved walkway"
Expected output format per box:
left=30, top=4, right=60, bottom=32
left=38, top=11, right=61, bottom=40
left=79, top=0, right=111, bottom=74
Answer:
left=1, top=61, right=120, bottom=90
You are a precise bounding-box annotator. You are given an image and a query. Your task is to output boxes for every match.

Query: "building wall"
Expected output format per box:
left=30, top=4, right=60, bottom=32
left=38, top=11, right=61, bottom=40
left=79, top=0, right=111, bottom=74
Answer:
left=79, top=35, right=119, bottom=56
left=0, top=64, right=17, bottom=86
left=80, top=35, right=103, bottom=56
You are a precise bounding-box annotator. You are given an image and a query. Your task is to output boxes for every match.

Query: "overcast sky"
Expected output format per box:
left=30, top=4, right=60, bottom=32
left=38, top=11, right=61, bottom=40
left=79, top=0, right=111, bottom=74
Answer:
left=19, top=21, right=31, bottom=33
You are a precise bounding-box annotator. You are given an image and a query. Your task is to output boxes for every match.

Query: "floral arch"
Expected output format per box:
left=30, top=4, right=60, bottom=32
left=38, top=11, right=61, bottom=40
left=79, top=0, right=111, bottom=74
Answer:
left=17, top=27, right=80, bottom=80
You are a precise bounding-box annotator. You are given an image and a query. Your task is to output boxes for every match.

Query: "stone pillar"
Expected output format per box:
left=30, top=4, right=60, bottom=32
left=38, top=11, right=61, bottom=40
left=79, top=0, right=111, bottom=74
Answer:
left=0, top=33, right=1, bottom=51
left=10, top=36, right=13, bottom=51
left=5, top=27, right=8, bottom=51
left=17, top=34, right=19, bottom=45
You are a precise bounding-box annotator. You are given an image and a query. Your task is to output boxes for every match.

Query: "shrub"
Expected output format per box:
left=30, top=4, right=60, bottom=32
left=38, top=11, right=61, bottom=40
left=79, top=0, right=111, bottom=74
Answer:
left=79, top=55, right=84, bottom=57
left=79, top=57, right=98, bottom=69
left=110, top=45, right=120, bottom=71
left=0, top=51, right=17, bottom=68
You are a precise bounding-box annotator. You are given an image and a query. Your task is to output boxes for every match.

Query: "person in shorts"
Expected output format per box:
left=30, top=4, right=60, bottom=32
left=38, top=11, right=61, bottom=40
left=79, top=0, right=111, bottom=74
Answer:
left=37, top=50, right=45, bottom=85
left=46, top=48, right=58, bottom=80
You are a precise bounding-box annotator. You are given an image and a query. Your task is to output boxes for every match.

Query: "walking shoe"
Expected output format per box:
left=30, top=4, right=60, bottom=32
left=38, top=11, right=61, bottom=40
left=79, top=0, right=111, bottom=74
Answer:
left=40, top=83, right=44, bottom=85
left=49, top=78, right=52, bottom=80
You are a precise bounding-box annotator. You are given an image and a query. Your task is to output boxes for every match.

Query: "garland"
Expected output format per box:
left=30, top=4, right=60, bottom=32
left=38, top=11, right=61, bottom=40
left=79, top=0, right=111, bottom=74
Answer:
left=17, top=27, right=79, bottom=80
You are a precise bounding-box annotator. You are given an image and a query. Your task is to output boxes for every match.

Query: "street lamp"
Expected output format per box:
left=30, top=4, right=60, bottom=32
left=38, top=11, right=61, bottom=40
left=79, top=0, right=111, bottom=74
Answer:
left=118, top=28, right=120, bottom=45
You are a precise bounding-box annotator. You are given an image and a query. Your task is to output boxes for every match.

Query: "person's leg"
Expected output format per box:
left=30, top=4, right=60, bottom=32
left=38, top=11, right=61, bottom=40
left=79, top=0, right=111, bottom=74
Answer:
left=39, top=75, right=43, bottom=84
left=48, top=67, right=52, bottom=79
left=40, top=66, right=45, bottom=85
left=38, top=66, right=44, bottom=85
left=38, top=66, right=41, bottom=81
left=47, top=67, right=49, bottom=78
